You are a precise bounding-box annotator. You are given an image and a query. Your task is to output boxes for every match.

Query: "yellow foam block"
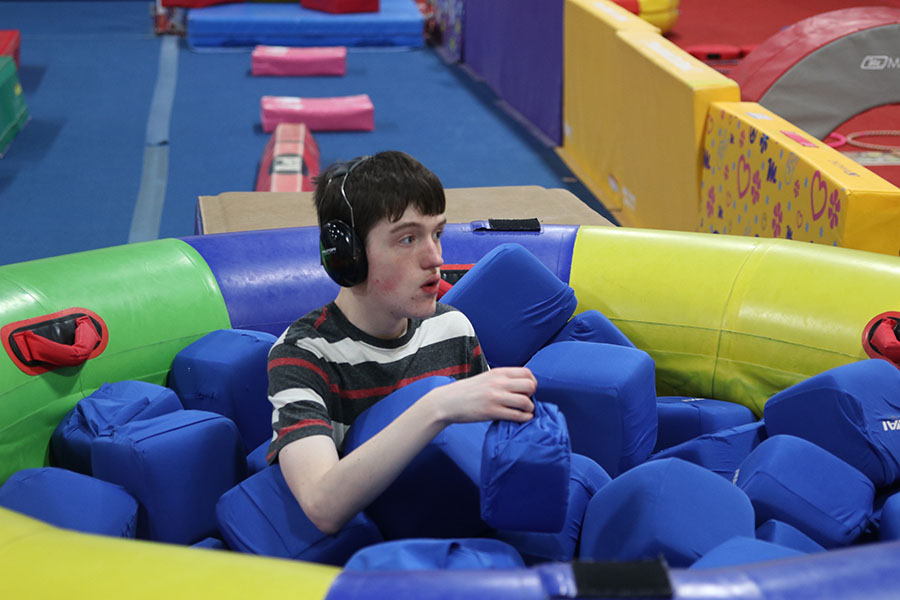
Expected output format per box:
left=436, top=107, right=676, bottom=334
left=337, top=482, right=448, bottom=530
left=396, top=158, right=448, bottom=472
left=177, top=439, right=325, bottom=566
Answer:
left=570, top=226, right=900, bottom=415
left=559, top=2, right=738, bottom=231
left=701, top=102, right=900, bottom=256
left=0, top=508, right=339, bottom=599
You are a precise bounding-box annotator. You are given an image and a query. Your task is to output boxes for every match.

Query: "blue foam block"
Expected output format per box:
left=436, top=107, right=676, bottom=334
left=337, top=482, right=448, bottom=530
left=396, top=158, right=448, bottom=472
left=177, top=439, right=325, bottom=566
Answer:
left=91, top=410, right=248, bottom=544
left=480, top=401, right=571, bottom=533
left=247, top=438, right=270, bottom=476
left=50, top=380, right=182, bottom=475
left=193, top=537, right=228, bottom=550
left=580, top=458, right=756, bottom=567
left=655, top=397, right=757, bottom=452
left=689, top=536, right=806, bottom=570
left=495, top=454, right=611, bottom=564
left=187, top=0, right=424, bottom=48
left=734, top=435, right=874, bottom=548
left=442, top=243, right=577, bottom=368
left=764, top=358, right=900, bottom=488
left=756, top=519, right=825, bottom=553
left=168, top=329, right=277, bottom=454
left=879, top=491, right=900, bottom=541
left=0, top=467, right=138, bottom=538
left=344, top=538, right=525, bottom=571
left=343, top=377, right=490, bottom=540
left=547, top=310, right=635, bottom=349
left=216, top=465, right=383, bottom=564
left=650, top=420, right=768, bottom=479
left=525, top=341, right=656, bottom=477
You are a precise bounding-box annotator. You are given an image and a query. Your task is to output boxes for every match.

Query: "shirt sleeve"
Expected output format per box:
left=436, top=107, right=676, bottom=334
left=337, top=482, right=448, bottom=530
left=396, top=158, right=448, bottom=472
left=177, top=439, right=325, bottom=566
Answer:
left=266, top=338, right=336, bottom=464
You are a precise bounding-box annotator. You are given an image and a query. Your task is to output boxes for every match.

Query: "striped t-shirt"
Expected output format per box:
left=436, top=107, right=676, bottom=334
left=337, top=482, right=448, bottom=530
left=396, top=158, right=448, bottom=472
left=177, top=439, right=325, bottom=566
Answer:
left=266, top=301, right=488, bottom=463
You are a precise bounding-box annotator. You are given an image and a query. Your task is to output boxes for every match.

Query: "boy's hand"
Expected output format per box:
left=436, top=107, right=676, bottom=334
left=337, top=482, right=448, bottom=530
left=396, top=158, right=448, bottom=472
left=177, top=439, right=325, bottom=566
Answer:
left=425, top=367, right=537, bottom=425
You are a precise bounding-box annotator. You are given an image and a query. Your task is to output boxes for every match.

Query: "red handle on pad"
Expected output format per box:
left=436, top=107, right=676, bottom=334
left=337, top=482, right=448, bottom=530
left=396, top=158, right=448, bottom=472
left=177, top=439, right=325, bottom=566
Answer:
left=869, top=317, right=900, bottom=363
left=12, top=315, right=101, bottom=367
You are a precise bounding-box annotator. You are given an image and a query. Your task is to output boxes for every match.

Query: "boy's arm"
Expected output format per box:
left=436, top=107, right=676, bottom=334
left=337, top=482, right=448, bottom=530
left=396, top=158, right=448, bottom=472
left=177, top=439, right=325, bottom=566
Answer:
left=279, top=366, right=536, bottom=535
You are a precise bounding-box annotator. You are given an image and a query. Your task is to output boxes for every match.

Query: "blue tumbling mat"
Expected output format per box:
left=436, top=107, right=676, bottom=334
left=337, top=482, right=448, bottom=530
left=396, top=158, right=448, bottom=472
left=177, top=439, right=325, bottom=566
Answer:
left=187, top=0, right=425, bottom=48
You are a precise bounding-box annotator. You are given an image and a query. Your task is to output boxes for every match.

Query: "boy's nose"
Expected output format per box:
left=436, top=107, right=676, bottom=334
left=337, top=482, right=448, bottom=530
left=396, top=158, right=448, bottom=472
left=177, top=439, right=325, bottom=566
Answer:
left=422, top=238, right=443, bottom=268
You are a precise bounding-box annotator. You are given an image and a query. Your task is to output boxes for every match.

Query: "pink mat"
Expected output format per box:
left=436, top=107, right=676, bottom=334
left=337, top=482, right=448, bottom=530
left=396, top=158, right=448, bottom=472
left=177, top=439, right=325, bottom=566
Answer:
left=251, top=46, right=347, bottom=77
left=260, top=94, right=375, bottom=132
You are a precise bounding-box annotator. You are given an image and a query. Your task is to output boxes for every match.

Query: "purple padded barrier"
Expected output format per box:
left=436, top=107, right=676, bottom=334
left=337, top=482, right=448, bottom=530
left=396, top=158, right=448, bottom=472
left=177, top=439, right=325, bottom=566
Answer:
left=181, top=224, right=578, bottom=337
left=463, top=0, right=563, bottom=145
left=324, top=542, right=900, bottom=600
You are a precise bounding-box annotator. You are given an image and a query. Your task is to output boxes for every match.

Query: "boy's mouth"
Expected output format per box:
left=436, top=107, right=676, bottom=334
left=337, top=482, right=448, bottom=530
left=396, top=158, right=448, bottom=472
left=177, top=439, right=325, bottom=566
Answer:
left=421, top=275, right=441, bottom=294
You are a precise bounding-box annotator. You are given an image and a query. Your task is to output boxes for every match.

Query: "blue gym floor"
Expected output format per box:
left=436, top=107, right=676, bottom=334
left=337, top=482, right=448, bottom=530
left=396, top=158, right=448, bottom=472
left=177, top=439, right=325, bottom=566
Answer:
left=0, top=1, right=611, bottom=267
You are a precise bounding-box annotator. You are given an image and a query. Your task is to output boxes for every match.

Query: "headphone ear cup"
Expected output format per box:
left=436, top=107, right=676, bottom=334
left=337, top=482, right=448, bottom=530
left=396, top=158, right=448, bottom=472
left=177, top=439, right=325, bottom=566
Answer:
left=320, top=219, right=368, bottom=287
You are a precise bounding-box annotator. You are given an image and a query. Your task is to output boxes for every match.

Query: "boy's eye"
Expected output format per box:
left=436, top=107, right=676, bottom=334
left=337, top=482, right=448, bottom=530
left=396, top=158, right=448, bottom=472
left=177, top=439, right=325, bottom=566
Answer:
left=400, top=235, right=415, bottom=245
left=433, top=230, right=443, bottom=241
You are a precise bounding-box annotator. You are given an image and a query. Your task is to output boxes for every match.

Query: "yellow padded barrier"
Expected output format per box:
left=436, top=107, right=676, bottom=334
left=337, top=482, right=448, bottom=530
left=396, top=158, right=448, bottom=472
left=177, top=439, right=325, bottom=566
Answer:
left=569, top=226, right=900, bottom=415
left=0, top=508, right=338, bottom=599
left=559, top=0, right=738, bottom=231
left=701, top=102, right=900, bottom=256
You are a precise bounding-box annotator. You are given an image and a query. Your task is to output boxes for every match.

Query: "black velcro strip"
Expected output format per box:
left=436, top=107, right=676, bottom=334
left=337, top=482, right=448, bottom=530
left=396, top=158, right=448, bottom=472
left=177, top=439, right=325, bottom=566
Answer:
left=572, top=558, right=673, bottom=598
left=485, top=218, right=541, bottom=232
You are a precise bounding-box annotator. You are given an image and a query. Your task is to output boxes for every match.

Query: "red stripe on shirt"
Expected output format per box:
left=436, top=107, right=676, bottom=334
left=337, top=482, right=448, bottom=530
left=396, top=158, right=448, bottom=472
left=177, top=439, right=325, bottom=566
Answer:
left=269, top=357, right=331, bottom=385
left=473, top=344, right=482, bottom=358
left=313, top=306, right=328, bottom=330
left=338, top=364, right=471, bottom=400
left=276, top=418, right=333, bottom=442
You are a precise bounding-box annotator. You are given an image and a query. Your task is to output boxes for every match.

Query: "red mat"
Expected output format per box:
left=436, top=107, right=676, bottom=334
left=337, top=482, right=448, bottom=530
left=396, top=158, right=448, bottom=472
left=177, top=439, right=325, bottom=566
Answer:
left=668, top=0, right=900, bottom=188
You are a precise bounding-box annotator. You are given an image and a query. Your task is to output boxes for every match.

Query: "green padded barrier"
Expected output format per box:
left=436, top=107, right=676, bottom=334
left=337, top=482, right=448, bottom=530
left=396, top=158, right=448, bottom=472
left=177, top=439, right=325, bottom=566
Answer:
left=0, top=55, right=27, bottom=156
left=0, top=239, right=230, bottom=485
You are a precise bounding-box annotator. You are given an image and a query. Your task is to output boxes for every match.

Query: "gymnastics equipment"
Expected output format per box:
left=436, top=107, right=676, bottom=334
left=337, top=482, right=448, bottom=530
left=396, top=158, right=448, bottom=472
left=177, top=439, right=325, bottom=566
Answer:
left=255, top=123, right=321, bottom=193
left=756, top=519, right=825, bottom=554
left=186, top=0, right=423, bottom=49
left=168, top=329, right=277, bottom=454
left=343, top=376, right=573, bottom=539
left=260, top=94, right=374, bottom=133
left=580, top=457, right=756, bottom=567
left=700, top=100, right=900, bottom=256
left=730, top=7, right=900, bottom=141
left=91, top=410, right=248, bottom=544
left=0, top=467, right=138, bottom=538
left=558, top=0, right=738, bottom=231
left=50, top=381, right=183, bottom=475
left=547, top=309, right=635, bottom=348
left=251, top=46, right=347, bottom=77
left=689, top=537, right=804, bottom=570
left=216, top=464, right=383, bottom=563
left=650, top=421, right=768, bottom=479
left=462, top=0, right=564, bottom=145
left=734, top=435, right=874, bottom=548
left=493, top=453, right=610, bottom=564
left=300, top=0, right=379, bottom=14
left=247, top=439, right=269, bottom=475
left=343, top=538, right=524, bottom=571
left=763, top=359, right=900, bottom=488
left=526, top=341, right=657, bottom=477
left=441, top=243, right=577, bottom=367
left=8, top=223, right=900, bottom=595
left=654, top=396, right=756, bottom=452
left=480, top=400, right=571, bottom=532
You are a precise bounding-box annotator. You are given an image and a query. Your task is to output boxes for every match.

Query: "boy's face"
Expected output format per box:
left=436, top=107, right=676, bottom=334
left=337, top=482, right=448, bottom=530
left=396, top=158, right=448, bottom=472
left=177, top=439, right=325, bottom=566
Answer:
left=362, top=206, right=447, bottom=327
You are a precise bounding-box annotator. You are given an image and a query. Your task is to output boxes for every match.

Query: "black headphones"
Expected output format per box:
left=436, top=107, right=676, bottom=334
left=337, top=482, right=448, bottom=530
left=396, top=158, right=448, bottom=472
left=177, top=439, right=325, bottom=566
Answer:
left=319, top=156, right=371, bottom=287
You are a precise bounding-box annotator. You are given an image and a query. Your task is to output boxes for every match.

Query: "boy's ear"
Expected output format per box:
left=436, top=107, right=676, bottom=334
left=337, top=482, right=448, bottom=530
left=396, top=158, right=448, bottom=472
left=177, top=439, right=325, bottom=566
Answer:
left=320, top=219, right=368, bottom=287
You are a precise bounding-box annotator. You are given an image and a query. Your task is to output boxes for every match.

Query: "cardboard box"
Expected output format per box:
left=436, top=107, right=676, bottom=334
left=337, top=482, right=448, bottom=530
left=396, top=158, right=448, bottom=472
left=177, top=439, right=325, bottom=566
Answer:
left=195, top=186, right=613, bottom=234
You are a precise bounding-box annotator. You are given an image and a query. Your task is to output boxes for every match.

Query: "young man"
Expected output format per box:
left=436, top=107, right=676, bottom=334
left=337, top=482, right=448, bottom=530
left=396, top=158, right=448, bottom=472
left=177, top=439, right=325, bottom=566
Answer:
left=266, top=151, right=536, bottom=534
